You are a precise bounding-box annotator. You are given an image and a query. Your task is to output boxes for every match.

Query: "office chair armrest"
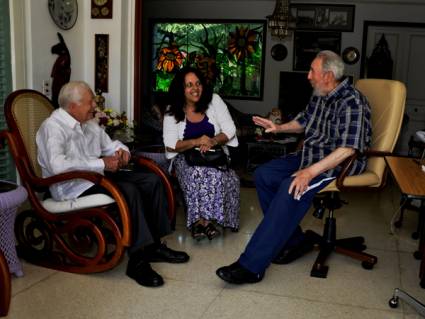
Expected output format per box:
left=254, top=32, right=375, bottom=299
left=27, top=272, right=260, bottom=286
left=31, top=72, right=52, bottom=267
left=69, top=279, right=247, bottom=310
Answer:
left=335, top=149, right=393, bottom=191
left=335, top=152, right=358, bottom=190
left=363, top=150, right=393, bottom=157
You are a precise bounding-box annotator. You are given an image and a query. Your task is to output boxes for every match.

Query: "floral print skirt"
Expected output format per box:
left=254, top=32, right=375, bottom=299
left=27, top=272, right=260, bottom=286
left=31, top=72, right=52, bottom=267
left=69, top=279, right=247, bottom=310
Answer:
left=173, top=154, right=240, bottom=229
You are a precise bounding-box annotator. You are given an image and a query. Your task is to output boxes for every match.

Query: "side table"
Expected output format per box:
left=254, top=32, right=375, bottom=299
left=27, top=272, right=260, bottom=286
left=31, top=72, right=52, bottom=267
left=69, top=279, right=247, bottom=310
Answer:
left=0, top=181, right=28, bottom=277
left=246, top=137, right=298, bottom=172
left=385, top=157, right=425, bottom=316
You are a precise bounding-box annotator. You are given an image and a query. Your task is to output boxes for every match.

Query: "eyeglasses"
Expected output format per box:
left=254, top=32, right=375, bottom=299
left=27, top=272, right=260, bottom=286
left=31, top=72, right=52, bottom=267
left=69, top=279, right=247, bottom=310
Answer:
left=184, top=81, right=202, bottom=89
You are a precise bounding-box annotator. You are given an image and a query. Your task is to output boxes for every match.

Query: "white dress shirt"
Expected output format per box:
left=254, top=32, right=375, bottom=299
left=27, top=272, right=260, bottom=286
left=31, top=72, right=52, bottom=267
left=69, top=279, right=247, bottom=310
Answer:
left=163, top=93, right=238, bottom=159
left=36, top=108, right=129, bottom=201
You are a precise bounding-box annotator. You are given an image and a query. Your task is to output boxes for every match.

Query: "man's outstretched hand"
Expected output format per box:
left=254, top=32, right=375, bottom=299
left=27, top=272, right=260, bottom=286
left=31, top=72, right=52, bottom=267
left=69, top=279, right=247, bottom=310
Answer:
left=253, top=116, right=278, bottom=133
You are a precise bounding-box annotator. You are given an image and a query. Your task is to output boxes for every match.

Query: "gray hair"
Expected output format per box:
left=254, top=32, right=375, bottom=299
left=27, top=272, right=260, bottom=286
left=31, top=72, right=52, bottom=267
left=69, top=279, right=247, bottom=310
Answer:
left=316, top=50, right=345, bottom=81
left=58, top=81, right=92, bottom=110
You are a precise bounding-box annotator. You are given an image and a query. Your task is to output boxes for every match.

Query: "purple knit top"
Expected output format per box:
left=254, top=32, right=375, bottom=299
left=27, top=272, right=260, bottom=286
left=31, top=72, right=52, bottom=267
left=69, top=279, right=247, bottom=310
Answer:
left=183, top=115, right=215, bottom=140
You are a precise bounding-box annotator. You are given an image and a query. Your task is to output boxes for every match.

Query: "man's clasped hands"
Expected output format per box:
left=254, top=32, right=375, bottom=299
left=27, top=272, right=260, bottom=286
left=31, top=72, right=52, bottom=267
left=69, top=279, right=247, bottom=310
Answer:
left=102, top=149, right=131, bottom=172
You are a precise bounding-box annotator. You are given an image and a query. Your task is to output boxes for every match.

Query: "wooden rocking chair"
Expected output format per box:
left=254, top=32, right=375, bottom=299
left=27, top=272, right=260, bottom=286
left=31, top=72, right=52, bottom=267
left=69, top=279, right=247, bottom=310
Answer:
left=0, top=89, right=175, bottom=274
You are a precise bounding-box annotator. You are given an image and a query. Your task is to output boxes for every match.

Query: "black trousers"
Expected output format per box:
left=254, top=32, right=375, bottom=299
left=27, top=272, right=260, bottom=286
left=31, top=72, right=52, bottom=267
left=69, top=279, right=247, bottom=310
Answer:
left=82, top=167, right=171, bottom=254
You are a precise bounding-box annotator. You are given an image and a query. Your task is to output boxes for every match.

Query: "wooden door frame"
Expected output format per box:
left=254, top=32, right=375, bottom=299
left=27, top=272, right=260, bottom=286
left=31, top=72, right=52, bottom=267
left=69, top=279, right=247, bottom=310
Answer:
left=134, top=0, right=142, bottom=123
left=360, top=21, right=425, bottom=78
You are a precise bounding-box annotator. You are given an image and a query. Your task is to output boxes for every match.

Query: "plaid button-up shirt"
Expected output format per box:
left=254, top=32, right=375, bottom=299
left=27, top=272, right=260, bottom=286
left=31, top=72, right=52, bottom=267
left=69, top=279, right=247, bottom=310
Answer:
left=294, top=78, right=372, bottom=178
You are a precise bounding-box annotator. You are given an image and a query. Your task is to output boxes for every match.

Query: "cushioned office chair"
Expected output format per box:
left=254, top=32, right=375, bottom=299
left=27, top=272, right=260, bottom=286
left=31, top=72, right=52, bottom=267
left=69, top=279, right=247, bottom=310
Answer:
left=306, top=79, right=406, bottom=278
left=0, top=89, right=175, bottom=274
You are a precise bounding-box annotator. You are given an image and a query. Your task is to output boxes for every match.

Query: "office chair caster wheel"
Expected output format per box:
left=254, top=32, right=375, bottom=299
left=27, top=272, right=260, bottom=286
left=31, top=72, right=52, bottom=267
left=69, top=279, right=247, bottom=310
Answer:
left=389, top=297, right=399, bottom=308
left=361, top=261, right=374, bottom=270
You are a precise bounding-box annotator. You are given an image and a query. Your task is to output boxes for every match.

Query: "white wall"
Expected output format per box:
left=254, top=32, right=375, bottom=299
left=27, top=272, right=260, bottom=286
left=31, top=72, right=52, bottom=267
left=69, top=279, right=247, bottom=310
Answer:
left=19, top=0, right=133, bottom=115
left=12, top=0, right=425, bottom=118
left=143, top=0, right=425, bottom=115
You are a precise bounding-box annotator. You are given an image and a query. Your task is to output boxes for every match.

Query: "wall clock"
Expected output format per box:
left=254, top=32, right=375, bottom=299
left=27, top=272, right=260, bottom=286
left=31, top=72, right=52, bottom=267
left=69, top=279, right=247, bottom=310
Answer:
left=48, top=0, right=78, bottom=30
left=271, top=44, right=288, bottom=61
left=342, top=47, right=360, bottom=65
left=91, top=0, right=113, bottom=19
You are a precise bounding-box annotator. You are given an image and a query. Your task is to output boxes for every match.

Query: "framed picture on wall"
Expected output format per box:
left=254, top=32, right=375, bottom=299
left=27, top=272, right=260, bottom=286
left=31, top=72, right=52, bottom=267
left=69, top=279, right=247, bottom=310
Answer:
left=91, top=0, right=113, bottom=19
left=95, top=34, right=109, bottom=92
left=149, top=19, right=266, bottom=100
left=291, top=4, right=355, bottom=32
left=293, top=31, right=341, bottom=71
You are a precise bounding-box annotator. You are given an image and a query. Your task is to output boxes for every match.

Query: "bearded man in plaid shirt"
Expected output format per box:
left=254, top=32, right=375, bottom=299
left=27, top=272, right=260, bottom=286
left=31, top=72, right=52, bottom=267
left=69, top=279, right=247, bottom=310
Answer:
left=217, top=50, right=372, bottom=284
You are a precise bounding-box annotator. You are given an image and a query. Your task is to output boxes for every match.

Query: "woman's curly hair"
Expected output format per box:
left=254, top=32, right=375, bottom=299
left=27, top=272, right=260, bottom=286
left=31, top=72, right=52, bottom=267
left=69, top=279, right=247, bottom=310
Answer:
left=165, top=67, right=213, bottom=122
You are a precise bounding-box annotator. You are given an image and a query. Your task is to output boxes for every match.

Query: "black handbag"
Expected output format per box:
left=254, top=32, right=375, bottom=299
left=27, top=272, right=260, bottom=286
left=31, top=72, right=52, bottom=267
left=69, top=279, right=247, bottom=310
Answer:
left=184, top=147, right=229, bottom=168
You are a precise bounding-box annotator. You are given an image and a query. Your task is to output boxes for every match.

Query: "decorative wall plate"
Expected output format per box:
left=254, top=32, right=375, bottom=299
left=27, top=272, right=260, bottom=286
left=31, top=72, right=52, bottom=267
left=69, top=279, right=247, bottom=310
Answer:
left=271, top=44, right=288, bottom=61
left=91, top=0, right=113, bottom=19
left=342, top=47, right=360, bottom=65
left=48, top=0, right=78, bottom=30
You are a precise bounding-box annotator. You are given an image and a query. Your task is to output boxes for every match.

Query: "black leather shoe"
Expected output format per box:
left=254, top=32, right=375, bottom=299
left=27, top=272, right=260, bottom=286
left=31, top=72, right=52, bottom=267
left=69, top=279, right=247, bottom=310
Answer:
left=216, top=262, right=263, bottom=284
left=126, top=259, right=164, bottom=287
left=144, top=243, right=190, bottom=263
left=272, top=232, right=316, bottom=265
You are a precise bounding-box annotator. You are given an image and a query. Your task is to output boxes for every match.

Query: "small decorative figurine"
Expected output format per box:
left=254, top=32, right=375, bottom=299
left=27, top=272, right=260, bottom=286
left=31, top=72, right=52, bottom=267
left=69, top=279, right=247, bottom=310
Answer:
left=94, top=90, right=105, bottom=110
left=268, top=107, right=282, bottom=125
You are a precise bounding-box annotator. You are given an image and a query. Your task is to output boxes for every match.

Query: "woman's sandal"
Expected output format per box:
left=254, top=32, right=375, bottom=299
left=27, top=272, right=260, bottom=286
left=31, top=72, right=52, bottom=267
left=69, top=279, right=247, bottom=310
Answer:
left=204, top=223, right=220, bottom=240
left=191, top=223, right=207, bottom=241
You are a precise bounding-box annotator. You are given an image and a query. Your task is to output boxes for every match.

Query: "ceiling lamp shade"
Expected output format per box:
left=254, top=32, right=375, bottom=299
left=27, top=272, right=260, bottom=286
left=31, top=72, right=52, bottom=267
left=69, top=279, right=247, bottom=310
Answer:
left=267, top=0, right=292, bottom=40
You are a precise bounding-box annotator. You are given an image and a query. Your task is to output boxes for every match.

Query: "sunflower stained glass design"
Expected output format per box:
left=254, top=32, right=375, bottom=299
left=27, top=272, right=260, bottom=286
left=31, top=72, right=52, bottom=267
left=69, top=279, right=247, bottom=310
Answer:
left=156, top=45, right=185, bottom=72
left=151, top=20, right=265, bottom=99
left=228, top=27, right=257, bottom=61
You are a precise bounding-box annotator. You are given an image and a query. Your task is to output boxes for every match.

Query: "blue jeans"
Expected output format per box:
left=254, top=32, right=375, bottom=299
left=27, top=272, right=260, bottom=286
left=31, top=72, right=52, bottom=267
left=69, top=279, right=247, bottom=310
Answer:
left=238, top=154, right=333, bottom=274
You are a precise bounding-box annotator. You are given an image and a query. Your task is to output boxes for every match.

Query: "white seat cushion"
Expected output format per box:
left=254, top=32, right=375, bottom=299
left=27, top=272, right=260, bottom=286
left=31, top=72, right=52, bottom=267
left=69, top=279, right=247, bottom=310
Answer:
left=42, top=194, right=115, bottom=213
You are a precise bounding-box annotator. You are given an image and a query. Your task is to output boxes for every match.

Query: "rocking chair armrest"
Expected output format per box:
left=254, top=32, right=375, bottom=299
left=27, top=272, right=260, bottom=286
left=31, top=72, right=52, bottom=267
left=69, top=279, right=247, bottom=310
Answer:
left=37, top=170, right=106, bottom=186
left=38, top=170, right=131, bottom=246
left=133, top=155, right=175, bottom=221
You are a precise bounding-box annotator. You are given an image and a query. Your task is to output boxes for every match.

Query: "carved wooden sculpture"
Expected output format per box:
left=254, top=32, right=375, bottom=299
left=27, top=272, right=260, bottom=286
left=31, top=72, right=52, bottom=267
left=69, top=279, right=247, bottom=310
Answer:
left=51, top=32, right=71, bottom=108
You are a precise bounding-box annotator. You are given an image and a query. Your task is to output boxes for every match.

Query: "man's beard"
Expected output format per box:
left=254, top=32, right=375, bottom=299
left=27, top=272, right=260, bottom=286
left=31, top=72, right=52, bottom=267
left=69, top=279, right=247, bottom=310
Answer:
left=311, top=84, right=327, bottom=97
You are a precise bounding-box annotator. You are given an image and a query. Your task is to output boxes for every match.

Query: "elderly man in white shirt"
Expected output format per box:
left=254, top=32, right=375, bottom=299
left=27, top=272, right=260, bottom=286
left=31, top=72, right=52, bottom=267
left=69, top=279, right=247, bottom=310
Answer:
left=36, top=81, right=189, bottom=287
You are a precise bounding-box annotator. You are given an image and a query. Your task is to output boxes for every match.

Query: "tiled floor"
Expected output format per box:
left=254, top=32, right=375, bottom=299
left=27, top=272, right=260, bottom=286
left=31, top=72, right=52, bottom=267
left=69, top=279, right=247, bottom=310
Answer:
left=4, top=181, right=425, bottom=318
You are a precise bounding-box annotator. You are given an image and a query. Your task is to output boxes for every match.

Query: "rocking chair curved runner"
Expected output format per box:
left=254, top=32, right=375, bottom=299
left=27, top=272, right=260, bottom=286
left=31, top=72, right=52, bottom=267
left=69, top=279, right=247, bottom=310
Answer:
left=1, top=89, right=175, bottom=274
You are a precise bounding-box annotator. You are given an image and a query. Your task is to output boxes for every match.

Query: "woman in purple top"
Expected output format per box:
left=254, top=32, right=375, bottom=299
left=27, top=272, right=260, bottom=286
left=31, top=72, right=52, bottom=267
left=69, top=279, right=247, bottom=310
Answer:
left=163, top=67, right=240, bottom=240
